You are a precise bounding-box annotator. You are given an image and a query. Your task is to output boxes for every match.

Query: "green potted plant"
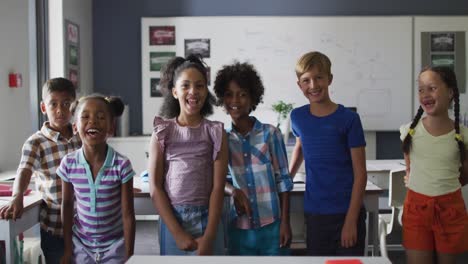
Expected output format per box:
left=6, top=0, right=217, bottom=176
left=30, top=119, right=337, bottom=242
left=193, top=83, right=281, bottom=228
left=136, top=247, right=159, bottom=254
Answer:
left=272, top=100, right=294, bottom=143
left=272, top=100, right=294, bottom=128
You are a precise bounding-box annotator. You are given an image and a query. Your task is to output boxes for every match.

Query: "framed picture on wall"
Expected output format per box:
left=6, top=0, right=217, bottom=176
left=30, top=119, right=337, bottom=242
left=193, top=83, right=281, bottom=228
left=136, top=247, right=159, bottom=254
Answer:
left=150, top=52, right=176, bottom=71
left=65, top=20, right=80, bottom=91
left=69, top=69, right=79, bottom=89
left=422, top=31, right=465, bottom=93
left=206, top=66, right=211, bottom=86
left=430, top=33, right=455, bottom=52
left=69, top=45, right=79, bottom=66
left=185, top=38, right=210, bottom=58
left=149, top=26, right=176, bottom=45
left=150, top=78, right=163, bottom=97
left=431, top=54, right=455, bottom=69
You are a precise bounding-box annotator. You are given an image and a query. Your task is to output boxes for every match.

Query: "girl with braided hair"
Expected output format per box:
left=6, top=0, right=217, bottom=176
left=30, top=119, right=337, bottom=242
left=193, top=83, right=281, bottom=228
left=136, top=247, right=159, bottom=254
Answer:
left=400, top=66, right=468, bottom=264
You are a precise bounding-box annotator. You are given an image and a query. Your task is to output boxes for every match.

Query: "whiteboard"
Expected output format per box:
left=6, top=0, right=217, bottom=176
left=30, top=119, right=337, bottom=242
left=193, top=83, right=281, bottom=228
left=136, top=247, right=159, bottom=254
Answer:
left=141, top=16, right=413, bottom=134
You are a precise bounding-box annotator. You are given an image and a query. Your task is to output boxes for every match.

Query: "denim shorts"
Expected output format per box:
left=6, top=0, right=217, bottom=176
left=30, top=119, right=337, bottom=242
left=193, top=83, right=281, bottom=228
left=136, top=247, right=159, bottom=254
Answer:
left=227, top=220, right=290, bottom=256
left=160, top=204, right=225, bottom=255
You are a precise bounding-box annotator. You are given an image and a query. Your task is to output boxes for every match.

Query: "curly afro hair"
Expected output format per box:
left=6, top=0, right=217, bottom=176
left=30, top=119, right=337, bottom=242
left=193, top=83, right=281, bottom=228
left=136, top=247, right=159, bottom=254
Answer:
left=213, top=61, right=264, bottom=112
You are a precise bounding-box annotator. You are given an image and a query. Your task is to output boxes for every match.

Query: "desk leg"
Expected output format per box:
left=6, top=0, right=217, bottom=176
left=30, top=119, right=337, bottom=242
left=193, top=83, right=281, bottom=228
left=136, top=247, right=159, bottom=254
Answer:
left=4, top=223, right=13, bottom=264
left=0, top=222, right=13, bottom=264
left=366, top=193, right=380, bottom=256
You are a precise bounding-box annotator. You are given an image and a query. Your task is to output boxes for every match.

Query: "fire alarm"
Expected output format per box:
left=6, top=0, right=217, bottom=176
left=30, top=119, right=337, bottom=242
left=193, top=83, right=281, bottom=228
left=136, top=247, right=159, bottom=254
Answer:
left=8, top=73, right=22, bottom=88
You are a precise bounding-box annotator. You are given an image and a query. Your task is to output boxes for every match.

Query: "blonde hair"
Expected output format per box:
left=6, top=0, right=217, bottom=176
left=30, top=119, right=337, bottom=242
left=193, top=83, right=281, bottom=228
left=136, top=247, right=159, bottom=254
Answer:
left=295, top=51, right=332, bottom=79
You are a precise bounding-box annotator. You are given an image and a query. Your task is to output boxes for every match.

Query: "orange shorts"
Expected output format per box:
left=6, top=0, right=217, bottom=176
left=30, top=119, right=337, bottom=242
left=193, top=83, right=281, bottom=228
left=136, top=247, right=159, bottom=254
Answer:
left=403, top=188, right=468, bottom=253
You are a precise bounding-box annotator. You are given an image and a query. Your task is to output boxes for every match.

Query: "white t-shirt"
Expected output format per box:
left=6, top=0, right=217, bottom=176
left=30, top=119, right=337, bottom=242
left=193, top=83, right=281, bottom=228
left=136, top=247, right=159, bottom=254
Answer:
left=400, top=120, right=468, bottom=196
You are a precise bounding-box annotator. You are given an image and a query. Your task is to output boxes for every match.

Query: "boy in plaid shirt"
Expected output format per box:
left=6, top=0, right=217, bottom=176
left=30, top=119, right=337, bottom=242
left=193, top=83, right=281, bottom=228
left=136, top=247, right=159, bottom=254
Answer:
left=0, top=78, right=81, bottom=264
left=213, top=62, right=293, bottom=255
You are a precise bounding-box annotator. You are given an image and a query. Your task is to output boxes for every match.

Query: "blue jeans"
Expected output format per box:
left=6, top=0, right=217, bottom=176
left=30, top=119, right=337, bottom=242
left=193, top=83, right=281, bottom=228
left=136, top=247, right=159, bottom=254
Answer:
left=159, top=204, right=225, bottom=255
left=40, top=229, right=64, bottom=264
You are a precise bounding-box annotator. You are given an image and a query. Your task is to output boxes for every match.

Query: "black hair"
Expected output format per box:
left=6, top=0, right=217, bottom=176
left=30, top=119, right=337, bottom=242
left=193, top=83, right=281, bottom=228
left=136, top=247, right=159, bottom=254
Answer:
left=41, top=77, right=76, bottom=100
left=213, top=61, right=265, bottom=112
left=402, top=66, right=465, bottom=164
left=70, top=94, right=125, bottom=121
left=158, top=54, right=214, bottom=118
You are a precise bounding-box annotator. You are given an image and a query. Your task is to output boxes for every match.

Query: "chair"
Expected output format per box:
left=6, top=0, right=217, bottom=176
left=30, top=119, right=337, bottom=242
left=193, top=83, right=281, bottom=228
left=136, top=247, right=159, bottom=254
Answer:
left=378, top=169, right=407, bottom=258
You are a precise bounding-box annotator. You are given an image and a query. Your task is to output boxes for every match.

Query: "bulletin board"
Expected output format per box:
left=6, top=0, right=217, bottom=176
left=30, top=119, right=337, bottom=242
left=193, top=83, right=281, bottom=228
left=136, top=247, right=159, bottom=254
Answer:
left=141, top=16, right=413, bottom=134
left=414, top=16, right=468, bottom=124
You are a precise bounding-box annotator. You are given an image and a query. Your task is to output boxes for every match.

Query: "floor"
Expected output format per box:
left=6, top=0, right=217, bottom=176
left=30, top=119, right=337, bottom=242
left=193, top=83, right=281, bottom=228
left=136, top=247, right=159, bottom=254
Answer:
left=134, top=220, right=468, bottom=263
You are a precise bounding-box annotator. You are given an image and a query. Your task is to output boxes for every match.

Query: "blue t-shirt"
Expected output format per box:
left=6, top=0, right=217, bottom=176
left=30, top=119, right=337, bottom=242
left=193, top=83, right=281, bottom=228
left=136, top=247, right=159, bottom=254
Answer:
left=291, top=104, right=366, bottom=214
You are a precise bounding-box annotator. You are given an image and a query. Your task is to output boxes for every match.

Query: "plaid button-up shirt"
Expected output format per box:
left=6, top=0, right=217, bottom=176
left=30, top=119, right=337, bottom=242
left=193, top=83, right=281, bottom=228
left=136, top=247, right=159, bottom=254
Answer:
left=18, top=122, right=81, bottom=235
left=226, top=117, right=293, bottom=229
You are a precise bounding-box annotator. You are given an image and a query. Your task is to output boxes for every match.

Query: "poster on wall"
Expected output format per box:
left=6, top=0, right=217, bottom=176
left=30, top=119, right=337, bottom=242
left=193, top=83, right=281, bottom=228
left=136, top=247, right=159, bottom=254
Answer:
left=149, top=26, right=176, bottom=45
left=150, top=78, right=163, bottom=97
left=150, top=52, right=176, bottom=71
left=430, top=33, right=455, bottom=52
left=185, top=39, right=210, bottom=58
left=422, top=31, right=465, bottom=93
left=206, top=66, right=211, bottom=86
left=65, top=20, right=80, bottom=91
left=431, top=54, right=455, bottom=69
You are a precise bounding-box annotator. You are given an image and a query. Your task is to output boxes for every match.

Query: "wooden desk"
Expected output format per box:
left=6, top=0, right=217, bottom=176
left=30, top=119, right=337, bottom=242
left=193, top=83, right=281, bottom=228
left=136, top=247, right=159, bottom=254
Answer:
left=0, top=192, right=42, bottom=264
left=127, top=255, right=392, bottom=264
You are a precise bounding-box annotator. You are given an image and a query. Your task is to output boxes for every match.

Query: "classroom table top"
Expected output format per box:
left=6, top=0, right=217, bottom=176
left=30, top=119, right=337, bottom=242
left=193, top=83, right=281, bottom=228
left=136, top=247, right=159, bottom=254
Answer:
left=127, top=255, right=392, bottom=264
left=0, top=191, right=42, bottom=218
left=133, top=179, right=383, bottom=197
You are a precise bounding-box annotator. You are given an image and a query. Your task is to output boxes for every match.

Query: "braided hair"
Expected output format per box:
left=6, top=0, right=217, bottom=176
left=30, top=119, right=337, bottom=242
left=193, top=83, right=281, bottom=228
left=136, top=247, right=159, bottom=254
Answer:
left=402, top=66, right=465, bottom=164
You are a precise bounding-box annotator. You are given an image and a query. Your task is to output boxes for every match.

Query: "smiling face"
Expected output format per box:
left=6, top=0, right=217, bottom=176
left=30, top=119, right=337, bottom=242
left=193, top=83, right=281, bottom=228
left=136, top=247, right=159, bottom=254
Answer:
left=223, top=81, right=252, bottom=121
left=74, top=98, right=113, bottom=147
left=418, top=70, right=453, bottom=116
left=172, top=67, right=208, bottom=118
left=297, top=66, right=333, bottom=104
left=41, top=91, right=75, bottom=132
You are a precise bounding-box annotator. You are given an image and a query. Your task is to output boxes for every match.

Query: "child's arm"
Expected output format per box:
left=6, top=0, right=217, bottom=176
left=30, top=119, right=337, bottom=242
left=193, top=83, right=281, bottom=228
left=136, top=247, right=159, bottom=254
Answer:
left=148, top=133, right=197, bottom=251
left=225, top=183, right=252, bottom=217
left=341, top=146, right=367, bottom=248
left=279, top=191, right=291, bottom=248
left=403, top=153, right=410, bottom=187
left=61, top=181, right=74, bottom=263
left=270, top=126, right=293, bottom=249
left=459, top=151, right=468, bottom=186
left=197, top=131, right=228, bottom=255
left=288, top=138, right=304, bottom=178
left=121, top=180, right=135, bottom=260
left=0, top=168, right=32, bottom=219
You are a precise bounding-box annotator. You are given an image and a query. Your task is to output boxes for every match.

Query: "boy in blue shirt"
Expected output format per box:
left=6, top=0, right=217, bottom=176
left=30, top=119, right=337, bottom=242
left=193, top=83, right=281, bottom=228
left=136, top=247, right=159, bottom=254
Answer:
left=289, top=51, right=367, bottom=256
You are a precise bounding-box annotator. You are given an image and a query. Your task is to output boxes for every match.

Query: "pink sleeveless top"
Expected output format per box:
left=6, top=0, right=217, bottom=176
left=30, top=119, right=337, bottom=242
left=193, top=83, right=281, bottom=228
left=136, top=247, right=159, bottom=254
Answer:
left=153, top=116, right=223, bottom=206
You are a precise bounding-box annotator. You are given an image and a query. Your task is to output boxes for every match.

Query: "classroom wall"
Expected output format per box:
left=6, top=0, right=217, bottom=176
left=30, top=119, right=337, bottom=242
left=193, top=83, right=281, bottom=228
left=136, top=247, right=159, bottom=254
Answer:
left=49, top=0, right=93, bottom=96
left=63, top=0, right=93, bottom=96
left=93, top=0, right=468, bottom=136
left=0, top=0, right=35, bottom=171
left=0, top=0, right=93, bottom=171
